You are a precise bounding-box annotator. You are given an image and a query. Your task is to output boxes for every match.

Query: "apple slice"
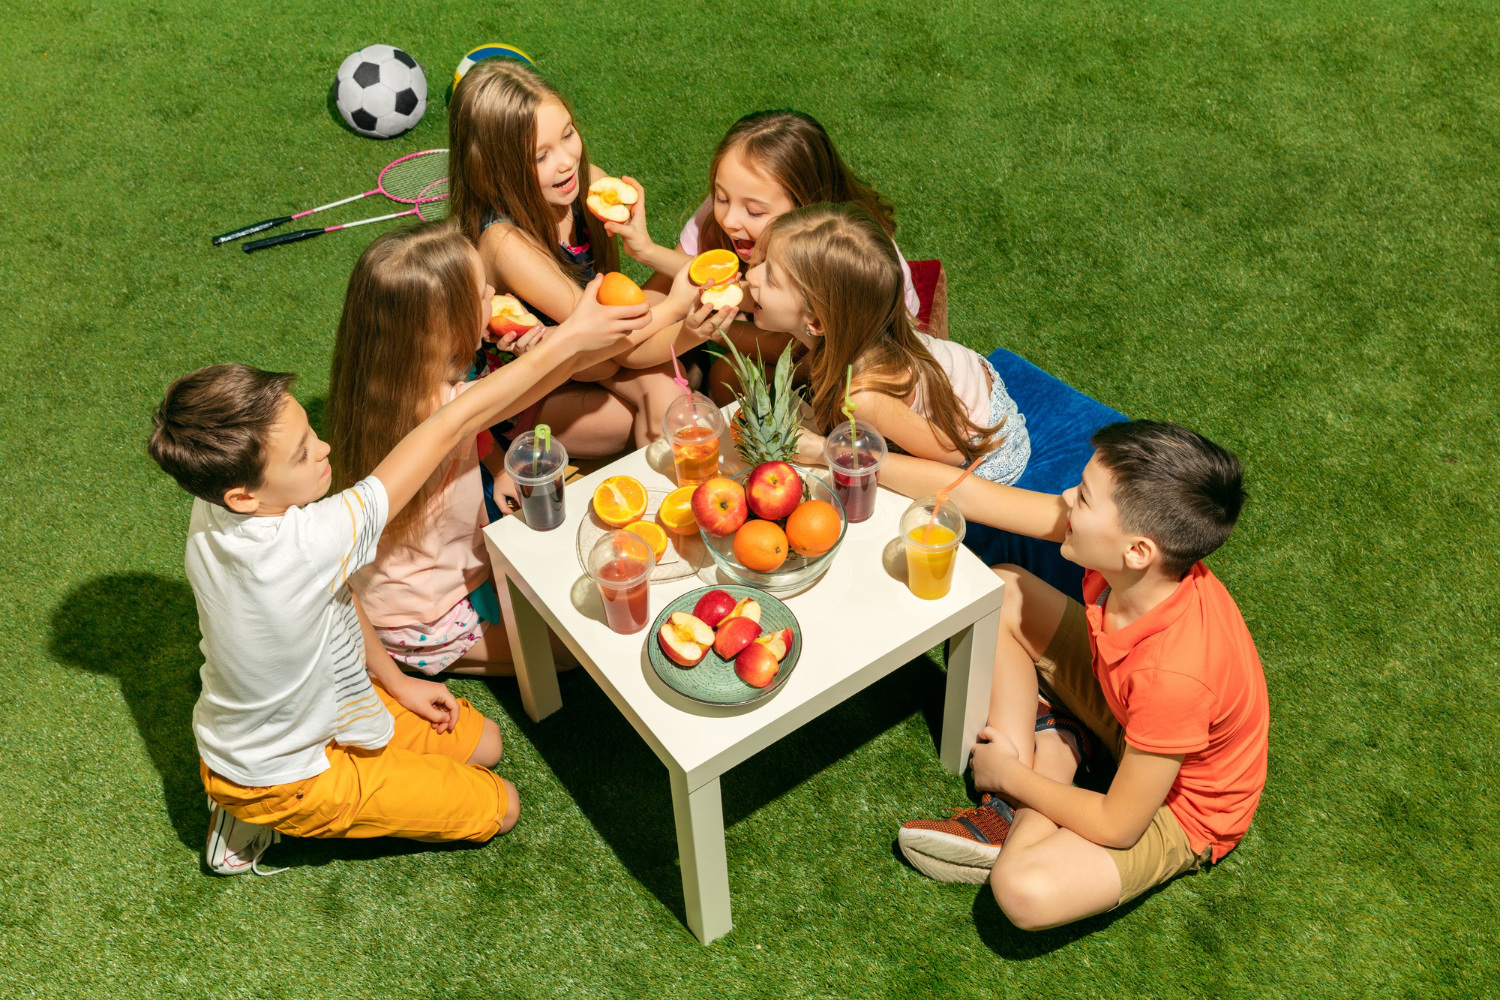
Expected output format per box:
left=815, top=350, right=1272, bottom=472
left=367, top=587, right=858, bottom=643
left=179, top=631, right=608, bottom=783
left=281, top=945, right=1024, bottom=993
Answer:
left=734, top=642, right=780, bottom=688
left=657, top=612, right=714, bottom=667
left=692, top=589, right=737, bottom=628
left=754, top=627, right=794, bottom=662
left=721, top=597, right=762, bottom=626
left=713, top=615, right=762, bottom=659
left=586, top=177, right=638, bottom=223
left=700, top=282, right=743, bottom=310
left=489, top=294, right=540, bottom=338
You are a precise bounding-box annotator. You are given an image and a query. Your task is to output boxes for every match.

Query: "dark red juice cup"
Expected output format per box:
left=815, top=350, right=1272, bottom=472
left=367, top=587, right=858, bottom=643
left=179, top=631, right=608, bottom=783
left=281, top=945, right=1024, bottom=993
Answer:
left=824, top=420, right=888, bottom=524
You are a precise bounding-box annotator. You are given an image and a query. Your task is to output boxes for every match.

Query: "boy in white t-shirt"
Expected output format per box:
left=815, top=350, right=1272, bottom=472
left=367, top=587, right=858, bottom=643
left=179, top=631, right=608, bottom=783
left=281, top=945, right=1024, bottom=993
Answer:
left=148, top=281, right=648, bottom=874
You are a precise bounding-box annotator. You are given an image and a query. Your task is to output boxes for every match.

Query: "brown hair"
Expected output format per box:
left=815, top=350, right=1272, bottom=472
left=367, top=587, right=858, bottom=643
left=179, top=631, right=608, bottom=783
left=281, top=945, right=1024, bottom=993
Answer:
left=1090, top=421, right=1246, bottom=578
left=448, top=59, right=617, bottom=285
left=147, top=364, right=297, bottom=506
left=696, top=110, right=896, bottom=254
left=327, top=222, right=479, bottom=546
left=762, top=204, right=1002, bottom=465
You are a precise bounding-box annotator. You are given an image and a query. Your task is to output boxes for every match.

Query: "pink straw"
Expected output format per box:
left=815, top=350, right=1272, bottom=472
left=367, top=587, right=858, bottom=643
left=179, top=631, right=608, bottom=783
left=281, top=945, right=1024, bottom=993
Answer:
left=668, top=343, right=692, bottom=398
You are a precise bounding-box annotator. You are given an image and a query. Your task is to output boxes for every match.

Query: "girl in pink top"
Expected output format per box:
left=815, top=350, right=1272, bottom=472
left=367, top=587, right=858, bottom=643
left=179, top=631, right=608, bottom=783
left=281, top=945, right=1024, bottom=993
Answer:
left=327, top=224, right=539, bottom=675
left=758, top=205, right=1030, bottom=484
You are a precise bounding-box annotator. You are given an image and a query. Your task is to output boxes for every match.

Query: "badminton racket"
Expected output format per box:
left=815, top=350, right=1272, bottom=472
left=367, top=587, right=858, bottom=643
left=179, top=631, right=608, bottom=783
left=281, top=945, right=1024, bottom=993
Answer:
left=212, top=148, right=449, bottom=245
left=242, top=179, right=449, bottom=253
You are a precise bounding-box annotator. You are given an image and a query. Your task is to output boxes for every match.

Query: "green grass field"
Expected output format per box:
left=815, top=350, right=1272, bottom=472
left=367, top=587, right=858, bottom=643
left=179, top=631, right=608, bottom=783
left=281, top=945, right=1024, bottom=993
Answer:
left=3, top=0, right=1497, bottom=995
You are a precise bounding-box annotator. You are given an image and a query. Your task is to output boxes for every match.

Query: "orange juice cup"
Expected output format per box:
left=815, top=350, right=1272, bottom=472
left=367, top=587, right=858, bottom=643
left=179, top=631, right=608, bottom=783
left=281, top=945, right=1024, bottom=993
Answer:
left=662, top=392, right=725, bottom=487
left=899, top=497, right=967, bottom=600
left=587, top=531, right=656, bottom=634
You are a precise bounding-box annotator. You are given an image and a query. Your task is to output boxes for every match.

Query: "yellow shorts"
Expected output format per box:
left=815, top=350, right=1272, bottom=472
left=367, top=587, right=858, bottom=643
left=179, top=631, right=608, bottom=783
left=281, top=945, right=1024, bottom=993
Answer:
left=1036, top=599, right=1213, bottom=905
left=201, top=682, right=508, bottom=843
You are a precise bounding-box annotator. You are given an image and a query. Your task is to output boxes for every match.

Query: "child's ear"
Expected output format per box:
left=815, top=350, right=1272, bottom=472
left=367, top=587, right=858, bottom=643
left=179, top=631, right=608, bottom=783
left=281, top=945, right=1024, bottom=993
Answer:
left=223, top=486, right=261, bottom=515
left=805, top=314, right=825, bottom=339
left=1122, top=535, right=1158, bottom=573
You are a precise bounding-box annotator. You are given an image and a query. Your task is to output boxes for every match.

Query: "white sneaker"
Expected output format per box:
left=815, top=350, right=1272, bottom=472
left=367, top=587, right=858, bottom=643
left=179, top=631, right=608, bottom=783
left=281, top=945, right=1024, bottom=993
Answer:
left=205, top=798, right=286, bottom=876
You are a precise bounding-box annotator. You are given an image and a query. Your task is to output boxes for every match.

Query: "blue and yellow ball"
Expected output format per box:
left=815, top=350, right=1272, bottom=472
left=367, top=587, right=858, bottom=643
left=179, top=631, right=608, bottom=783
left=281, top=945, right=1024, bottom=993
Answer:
left=453, top=43, right=534, bottom=90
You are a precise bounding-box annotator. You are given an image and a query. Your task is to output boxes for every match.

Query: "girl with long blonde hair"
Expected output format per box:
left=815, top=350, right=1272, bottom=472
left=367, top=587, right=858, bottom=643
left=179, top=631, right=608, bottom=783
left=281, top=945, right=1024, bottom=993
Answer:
left=749, top=204, right=1030, bottom=483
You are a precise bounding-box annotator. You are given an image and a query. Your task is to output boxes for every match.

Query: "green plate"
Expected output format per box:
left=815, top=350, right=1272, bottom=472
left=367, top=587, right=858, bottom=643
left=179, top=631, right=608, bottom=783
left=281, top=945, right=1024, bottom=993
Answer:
left=647, top=585, right=802, bottom=706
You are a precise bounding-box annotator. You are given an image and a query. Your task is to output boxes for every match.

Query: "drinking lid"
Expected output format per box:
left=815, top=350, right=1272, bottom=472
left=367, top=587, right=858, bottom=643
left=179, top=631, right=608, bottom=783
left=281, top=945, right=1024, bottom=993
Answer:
left=825, top=419, right=889, bottom=468
left=900, top=495, right=967, bottom=545
left=587, top=529, right=656, bottom=579
left=504, top=427, right=569, bottom=483
left=663, top=391, right=726, bottom=437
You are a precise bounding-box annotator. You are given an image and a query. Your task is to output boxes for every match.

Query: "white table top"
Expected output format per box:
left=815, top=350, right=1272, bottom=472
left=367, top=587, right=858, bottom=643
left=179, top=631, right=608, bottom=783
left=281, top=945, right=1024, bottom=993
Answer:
left=483, top=440, right=1003, bottom=789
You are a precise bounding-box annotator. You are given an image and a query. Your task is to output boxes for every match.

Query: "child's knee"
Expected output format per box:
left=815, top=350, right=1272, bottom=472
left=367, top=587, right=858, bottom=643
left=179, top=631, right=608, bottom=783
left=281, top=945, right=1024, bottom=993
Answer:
left=990, top=858, right=1053, bottom=932
left=497, top=778, right=521, bottom=834
left=467, top=716, right=503, bottom=768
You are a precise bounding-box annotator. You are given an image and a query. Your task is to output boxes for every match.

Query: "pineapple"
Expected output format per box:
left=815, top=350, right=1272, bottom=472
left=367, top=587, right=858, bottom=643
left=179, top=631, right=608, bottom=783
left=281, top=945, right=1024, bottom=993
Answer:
left=719, top=337, right=805, bottom=467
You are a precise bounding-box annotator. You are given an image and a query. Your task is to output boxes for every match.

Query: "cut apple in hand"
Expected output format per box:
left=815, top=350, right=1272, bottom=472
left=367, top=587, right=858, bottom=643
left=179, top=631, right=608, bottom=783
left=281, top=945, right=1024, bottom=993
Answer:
left=586, top=177, right=638, bottom=224
left=755, top=627, right=794, bottom=662
left=489, top=294, right=540, bottom=338
left=734, top=641, right=780, bottom=688
left=713, top=615, right=762, bottom=659
left=700, top=282, right=743, bottom=311
left=658, top=612, right=714, bottom=667
left=692, top=589, right=737, bottom=628
left=721, top=597, right=761, bottom=626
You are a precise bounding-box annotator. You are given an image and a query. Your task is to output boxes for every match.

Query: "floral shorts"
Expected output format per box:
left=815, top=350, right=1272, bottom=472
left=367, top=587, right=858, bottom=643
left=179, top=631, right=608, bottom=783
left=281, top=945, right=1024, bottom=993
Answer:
left=377, top=597, right=488, bottom=675
left=972, top=357, right=1031, bottom=486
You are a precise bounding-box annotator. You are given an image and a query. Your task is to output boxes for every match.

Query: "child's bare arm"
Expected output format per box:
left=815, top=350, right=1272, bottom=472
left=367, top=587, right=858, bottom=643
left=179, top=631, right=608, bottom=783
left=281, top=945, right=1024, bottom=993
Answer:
left=876, top=451, right=1070, bottom=542
left=372, top=283, right=649, bottom=517
left=975, top=732, right=1183, bottom=849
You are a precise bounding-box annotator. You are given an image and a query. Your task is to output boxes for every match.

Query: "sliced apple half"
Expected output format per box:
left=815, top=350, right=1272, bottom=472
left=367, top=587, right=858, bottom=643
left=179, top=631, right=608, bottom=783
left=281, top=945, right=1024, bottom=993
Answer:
left=657, top=612, right=714, bottom=667
left=586, top=177, right=638, bottom=223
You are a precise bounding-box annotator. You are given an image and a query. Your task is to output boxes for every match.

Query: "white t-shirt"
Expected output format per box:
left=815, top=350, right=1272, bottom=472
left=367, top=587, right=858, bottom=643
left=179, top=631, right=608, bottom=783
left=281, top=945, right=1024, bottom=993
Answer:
left=186, top=477, right=395, bottom=787
left=678, top=197, right=923, bottom=318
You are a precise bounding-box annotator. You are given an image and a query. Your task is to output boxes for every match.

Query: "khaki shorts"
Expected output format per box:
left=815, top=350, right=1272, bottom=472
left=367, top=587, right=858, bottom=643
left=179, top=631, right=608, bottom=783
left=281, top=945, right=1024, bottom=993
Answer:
left=1035, top=598, right=1213, bottom=905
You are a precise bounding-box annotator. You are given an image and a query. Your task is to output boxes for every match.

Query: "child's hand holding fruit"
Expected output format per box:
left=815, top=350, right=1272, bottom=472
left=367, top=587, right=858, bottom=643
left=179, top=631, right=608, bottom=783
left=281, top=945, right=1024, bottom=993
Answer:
left=589, top=176, right=654, bottom=261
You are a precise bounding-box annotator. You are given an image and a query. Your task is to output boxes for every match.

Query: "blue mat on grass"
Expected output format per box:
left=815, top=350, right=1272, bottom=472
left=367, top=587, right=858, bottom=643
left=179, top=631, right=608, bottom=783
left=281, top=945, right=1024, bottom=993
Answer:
left=965, top=349, right=1127, bottom=601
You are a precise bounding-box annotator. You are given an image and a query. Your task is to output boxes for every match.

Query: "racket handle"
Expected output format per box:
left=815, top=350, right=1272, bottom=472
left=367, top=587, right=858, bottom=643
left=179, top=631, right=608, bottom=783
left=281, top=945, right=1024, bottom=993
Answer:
left=243, top=228, right=326, bottom=253
left=212, top=217, right=292, bottom=245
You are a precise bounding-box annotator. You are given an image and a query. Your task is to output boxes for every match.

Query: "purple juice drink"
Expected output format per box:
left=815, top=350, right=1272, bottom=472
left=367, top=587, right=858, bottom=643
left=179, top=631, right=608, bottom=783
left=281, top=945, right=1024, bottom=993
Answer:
left=504, top=426, right=569, bottom=531
left=824, top=420, right=888, bottom=524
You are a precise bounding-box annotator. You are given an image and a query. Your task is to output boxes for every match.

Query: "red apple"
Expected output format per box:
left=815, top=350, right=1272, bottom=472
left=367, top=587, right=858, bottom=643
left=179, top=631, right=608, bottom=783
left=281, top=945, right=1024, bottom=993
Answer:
left=713, top=615, right=762, bottom=659
left=721, top=597, right=762, bottom=626
left=657, top=612, right=714, bottom=667
left=746, top=462, right=802, bottom=521
left=692, top=589, right=737, bottom=628
left=755, top=627, right=794, bottom=662
left=489, top=294, right=540, bottom=338
left=691, top=477, right=748, bottom=537
left=734, top=642, right=781, bottom=688
left=586, top=177, right=638, bottom=224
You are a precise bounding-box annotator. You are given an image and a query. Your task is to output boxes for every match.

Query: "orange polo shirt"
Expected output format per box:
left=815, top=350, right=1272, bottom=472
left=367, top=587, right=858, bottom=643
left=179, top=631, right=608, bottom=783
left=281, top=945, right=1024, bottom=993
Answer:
left=1084, top=563, right=1269, bottom=862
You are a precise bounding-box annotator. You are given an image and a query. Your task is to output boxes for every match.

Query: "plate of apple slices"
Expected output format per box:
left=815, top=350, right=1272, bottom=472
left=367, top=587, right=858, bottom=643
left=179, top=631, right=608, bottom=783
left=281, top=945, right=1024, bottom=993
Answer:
left=648, top=585, right=801, bottom=706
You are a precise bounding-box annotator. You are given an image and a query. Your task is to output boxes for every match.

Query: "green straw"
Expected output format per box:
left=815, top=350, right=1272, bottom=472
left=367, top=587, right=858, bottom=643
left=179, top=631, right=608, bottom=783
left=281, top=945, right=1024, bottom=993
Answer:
left=533, top=423, right=550, bottom=477
left=841, top=365, right=858, bottom=470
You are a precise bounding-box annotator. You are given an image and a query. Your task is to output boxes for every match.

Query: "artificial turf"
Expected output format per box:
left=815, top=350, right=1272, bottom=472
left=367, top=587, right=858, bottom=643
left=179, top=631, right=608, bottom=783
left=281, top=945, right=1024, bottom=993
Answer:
left=3, top=0, right=1497, bottom=995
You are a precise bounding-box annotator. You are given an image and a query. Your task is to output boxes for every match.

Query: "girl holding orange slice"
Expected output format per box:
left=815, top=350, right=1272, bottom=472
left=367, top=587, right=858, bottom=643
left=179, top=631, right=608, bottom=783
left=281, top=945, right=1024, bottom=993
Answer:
left=751, top=204, right=1031, bottom=485
left=448, top=61, right=711, bottom=456
left=614, top=110, right=922, bottom=405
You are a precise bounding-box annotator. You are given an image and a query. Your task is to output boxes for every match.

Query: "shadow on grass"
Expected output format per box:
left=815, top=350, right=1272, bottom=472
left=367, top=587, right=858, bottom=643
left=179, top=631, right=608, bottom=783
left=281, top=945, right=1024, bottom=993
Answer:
left=969, top=867, right=1157, bottom=959
left=490, top=652, right=951, bottom=932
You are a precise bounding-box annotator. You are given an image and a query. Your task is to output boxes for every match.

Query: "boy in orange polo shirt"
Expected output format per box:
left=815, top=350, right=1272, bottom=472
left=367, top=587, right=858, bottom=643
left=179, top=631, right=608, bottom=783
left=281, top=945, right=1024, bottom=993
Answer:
left=882, top=420, right=1268, bottom=929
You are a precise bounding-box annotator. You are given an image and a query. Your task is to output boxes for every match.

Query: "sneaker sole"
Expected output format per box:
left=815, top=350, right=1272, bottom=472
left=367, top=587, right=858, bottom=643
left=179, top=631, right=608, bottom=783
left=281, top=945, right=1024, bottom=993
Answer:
left=898, top=828, right=1000, bottom=884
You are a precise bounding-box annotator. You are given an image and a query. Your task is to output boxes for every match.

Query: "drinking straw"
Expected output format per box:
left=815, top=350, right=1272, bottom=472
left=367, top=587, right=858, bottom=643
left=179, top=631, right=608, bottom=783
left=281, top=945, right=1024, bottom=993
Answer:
left=533, top=423, right=550, bottom=477
left=668, top=344, right=692, bottom=398
left=841, top=365, right=858, bottom=470
left=926, top=454, right=985, bottom=536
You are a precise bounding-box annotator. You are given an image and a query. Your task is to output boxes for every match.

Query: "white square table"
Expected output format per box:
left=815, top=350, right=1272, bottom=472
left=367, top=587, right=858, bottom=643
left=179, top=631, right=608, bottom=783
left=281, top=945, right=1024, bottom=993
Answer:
left=482, top=440, right=1002, bottom=944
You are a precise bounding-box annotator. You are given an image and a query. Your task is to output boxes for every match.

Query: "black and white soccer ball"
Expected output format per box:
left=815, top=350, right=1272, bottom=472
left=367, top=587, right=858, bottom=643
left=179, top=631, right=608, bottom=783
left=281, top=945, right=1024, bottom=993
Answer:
left=335, top=45, right=427, bottom=139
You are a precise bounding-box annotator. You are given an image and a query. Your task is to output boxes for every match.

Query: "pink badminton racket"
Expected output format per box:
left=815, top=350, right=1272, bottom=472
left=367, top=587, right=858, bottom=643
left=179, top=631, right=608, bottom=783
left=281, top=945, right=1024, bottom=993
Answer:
left=212, top=148, right=448, bottom=246
left=242, top=179, right=449, bottom=253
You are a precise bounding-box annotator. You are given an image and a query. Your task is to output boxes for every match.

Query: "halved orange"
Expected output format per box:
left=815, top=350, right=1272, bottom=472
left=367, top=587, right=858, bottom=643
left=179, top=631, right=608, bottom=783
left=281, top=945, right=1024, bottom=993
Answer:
left=657, top=485, right=699, bottom=535
left=625, top=519, right=669, bottom=559
left=593, top=475, right=648, bottom=526
left=688, top=249, right=740, bottom=287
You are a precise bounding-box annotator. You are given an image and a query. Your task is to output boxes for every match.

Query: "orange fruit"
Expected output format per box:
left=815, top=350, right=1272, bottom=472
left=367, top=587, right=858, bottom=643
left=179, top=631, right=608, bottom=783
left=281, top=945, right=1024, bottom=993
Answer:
left=657, top=485, right=698, bottom=535
left=597, top=271, right=647, bottom=306
left=785, top=499, right=841, bottom=558
left=688, top=249, right=740, bottom=287
left=592, top=475, right=648, bottom=526
left=625, top=519, right=669, bottom=560
left=733, top=519, right=788, bottom=573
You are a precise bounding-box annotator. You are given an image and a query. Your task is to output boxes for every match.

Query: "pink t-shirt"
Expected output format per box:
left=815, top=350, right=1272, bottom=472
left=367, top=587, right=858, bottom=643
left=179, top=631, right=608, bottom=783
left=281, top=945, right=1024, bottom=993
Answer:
left=352, top=380, right=490, bottom=627
left=678, top=198, right=922, bottom=318
left=908, top=333, right=992, bottom=429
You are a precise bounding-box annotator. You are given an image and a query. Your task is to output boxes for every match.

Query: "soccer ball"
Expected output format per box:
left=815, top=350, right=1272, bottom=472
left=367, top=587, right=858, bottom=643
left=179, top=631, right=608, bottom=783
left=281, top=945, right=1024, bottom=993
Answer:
left=335, top=45, right=427, bottom=139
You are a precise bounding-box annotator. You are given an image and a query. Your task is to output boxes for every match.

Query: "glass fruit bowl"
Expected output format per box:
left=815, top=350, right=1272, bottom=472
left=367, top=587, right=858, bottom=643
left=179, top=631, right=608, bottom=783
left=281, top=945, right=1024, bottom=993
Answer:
left=697, top=465, right=847, bottom=595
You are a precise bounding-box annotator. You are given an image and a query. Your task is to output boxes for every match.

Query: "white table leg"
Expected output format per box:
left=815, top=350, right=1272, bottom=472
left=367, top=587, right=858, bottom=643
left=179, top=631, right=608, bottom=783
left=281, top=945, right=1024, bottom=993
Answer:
left=497, top=573, right=561, bottom=722
left=669, top=768, right=732, bottom=945
left=940, top=606, right=1000, bottom=775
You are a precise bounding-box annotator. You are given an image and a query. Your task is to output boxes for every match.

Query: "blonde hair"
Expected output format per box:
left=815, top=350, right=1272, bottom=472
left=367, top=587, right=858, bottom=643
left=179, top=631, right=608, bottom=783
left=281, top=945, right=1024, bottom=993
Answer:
left=448, top=59, right=618, bottom=284
left=327, top=221, right=477, bottom=546
left=697, top=110, right=896, bottom=253
left=763, top=204, right=1003, bottom=464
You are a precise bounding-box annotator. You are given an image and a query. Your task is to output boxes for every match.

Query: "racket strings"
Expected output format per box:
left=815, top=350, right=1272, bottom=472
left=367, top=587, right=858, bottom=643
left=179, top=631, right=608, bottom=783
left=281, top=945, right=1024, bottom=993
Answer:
left=414, top=179, right=450, bottom=222
left=378, top=150, right=450, bottom=202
